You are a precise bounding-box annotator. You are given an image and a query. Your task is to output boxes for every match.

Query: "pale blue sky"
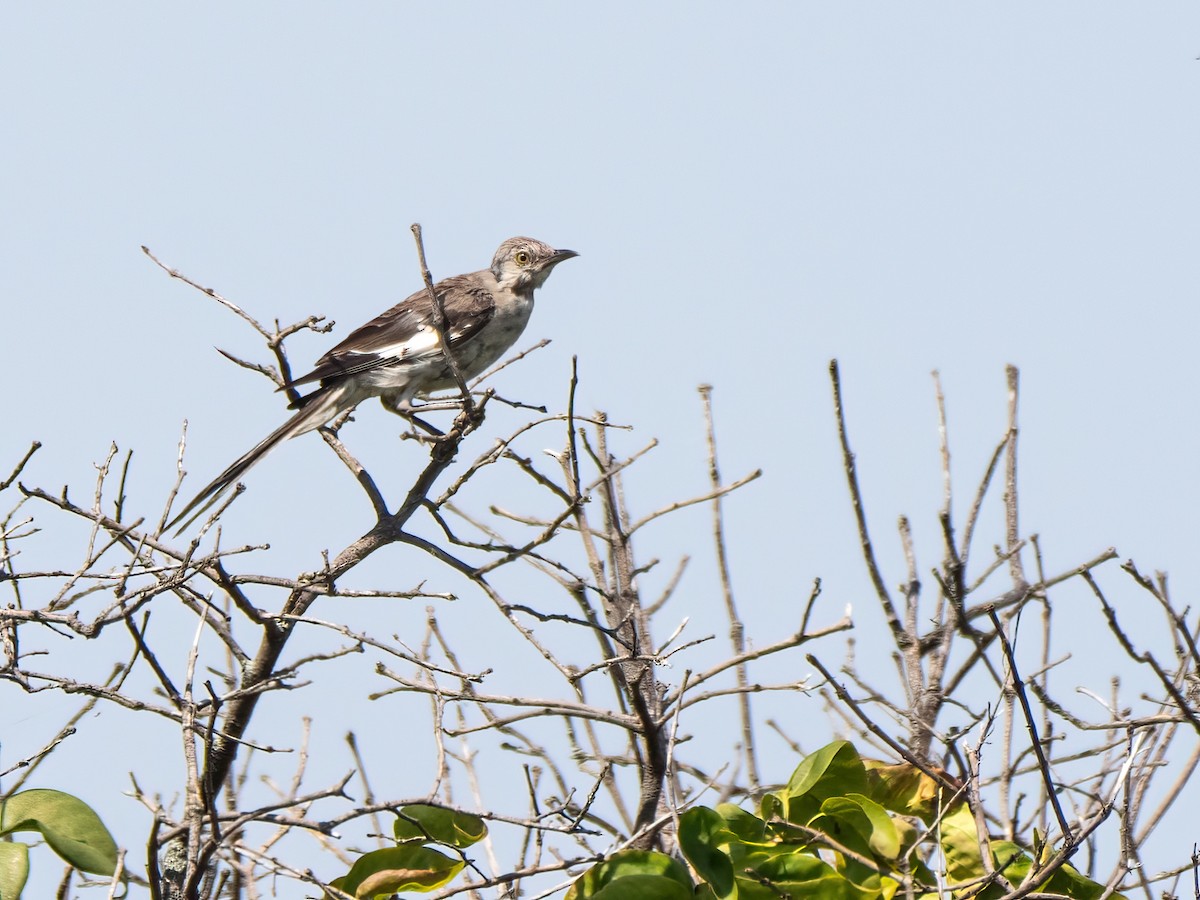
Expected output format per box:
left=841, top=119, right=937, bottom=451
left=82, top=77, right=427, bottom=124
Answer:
left=3, top=4, right=1198, bottom=895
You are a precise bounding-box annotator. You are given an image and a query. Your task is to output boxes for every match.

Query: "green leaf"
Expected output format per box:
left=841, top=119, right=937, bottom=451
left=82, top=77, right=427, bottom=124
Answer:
left=810, top=803, right=870, bottom=857
left=589, top=874, right=693, bottom=899
left=735, top=848, right=854, bottom=900
left=809, top=799, right=880, bottom=888
left=1041, top=857, right=1124, bottom=900
left=678, top=807, right=736, bottom=898
left=937, top=801, right=988, bottom=883
left=844, top=794, right=900, bottom=860
left=0, top=789, right=118, bottom=876
left=759, top=791, right=788, bottom=825
left=785, top=742, right=870, bottom=803
left=768, top=741, right=871, bottom=828
left=863, top=761, right=945, bottom=823
left=565, top=850, right=693, bottom=900
left=986, top=841, right=1120, bottom=900
left=392, top=805, right=487, bottom=848
left=988, top=840, right=1031, bottom=887
left=331, top=845, right=463, bottom=898
left=716, top=803, right=769, bottom=846
left=0, top=841, right=30, bottom=900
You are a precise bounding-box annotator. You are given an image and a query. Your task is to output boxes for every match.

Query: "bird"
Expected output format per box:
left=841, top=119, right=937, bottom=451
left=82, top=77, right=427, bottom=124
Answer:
left=166, top=236, right=578, bottom=533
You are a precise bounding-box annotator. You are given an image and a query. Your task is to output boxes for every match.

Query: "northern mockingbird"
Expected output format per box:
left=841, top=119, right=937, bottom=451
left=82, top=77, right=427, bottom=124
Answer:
left=167, top=236, right=577, bottom=532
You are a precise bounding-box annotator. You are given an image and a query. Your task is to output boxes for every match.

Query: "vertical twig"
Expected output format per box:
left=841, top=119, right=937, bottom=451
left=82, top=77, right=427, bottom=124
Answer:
left=933, top=370, right=952, bottom=518
left=699, top=385, right=758, bottom=789
left=1031, top=534, right=1053, bottom=838
left=829, top=360, right=904, bottom=641
left=567, top=356, right=582, bottom=502
left=410, top=223, right=473, bottom=412
left=987, top=606, right=1072, bottom=843
left=897, top=514, right=934, bottom=759
left=1003, top=365, right=1026, bottom=585
left=966, top=728, right=997, bottom=880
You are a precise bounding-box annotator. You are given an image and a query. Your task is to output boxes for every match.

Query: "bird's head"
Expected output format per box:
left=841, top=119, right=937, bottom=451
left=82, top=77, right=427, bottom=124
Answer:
left=491, top=237, right=579, bottom=292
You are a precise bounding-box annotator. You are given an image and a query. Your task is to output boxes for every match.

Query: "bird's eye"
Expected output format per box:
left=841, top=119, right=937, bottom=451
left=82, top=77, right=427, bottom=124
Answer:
left=514, top=250, right=531, bottom=266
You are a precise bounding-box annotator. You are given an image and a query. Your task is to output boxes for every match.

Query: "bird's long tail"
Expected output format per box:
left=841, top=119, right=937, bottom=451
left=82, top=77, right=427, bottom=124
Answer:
left=167, top=385, right=353, bottom=535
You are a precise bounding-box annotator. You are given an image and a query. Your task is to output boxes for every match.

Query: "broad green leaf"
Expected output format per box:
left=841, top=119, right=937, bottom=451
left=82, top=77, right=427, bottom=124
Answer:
left=937, top=801, right=988, bottom=883
left=0, top=841, right=30, bottom=900
left=844, top=794, right=900, bottom=860
left=716, top=803, right=769, bottom=846
left=891, top=815, right=919, bottom=857
left=331, top=845, right=462, bottom=898
left=815, top=797, right=874, bottom=844
left=589, top=874, right=693, bottom=900
left=1039, top=857, right=1124, bottom=900
left=863, top=761, right=945, bottom=823
left=782, top=742, right=869, bottom=812
left=678, top=806, right=736, bottom=898
left=735, top=848, right=854, bottom=900
left=989, top=840, right=1031, bottom=886
left=759, top=791, right=788, bottom=824
left=565, top=850, right=692, bottom=900
left=0, top=789, right=117, bottom=876
left=392, top=805, right=486, bottom=848
left=809, top=800, right=879, bottom=889
left=987, top=841, right=1119, bottom=900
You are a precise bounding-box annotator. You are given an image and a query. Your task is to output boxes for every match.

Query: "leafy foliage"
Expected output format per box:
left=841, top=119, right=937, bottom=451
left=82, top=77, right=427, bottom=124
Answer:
left=327, top=805, right=486, bottom=899
left=566, top=742, right=1119, bottom=900
left=0, top=788, right=118, bottom=899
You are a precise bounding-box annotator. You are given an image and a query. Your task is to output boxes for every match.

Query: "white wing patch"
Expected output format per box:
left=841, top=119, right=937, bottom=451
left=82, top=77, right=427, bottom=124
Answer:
left=374, top=326, right=442, bottom=361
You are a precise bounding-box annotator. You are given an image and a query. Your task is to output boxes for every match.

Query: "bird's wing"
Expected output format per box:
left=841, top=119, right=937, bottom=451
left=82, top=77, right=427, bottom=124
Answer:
left=285, top=275, right=497, bottom=390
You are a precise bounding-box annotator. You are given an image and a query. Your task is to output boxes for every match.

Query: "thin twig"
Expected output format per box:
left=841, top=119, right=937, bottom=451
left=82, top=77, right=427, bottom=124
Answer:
left=986, top=606, right=1072, bottom=842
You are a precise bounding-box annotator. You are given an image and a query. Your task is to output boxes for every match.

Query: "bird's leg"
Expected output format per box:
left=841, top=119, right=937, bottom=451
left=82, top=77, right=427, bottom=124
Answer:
left=380, top=391, right=488, bottom=445
left=408, top=415, right=445, bottom=438
left=379, top=394, right=445, bottom=439
left=378, top=393, right=415, bottom=418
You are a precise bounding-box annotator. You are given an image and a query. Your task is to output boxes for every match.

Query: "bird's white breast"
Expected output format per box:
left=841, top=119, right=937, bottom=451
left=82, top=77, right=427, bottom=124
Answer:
left=459, top=294, right=534, bottom=378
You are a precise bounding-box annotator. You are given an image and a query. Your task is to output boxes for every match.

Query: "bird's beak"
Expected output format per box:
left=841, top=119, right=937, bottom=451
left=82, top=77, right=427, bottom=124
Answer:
left=546, top=248, right=579, bottom=267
